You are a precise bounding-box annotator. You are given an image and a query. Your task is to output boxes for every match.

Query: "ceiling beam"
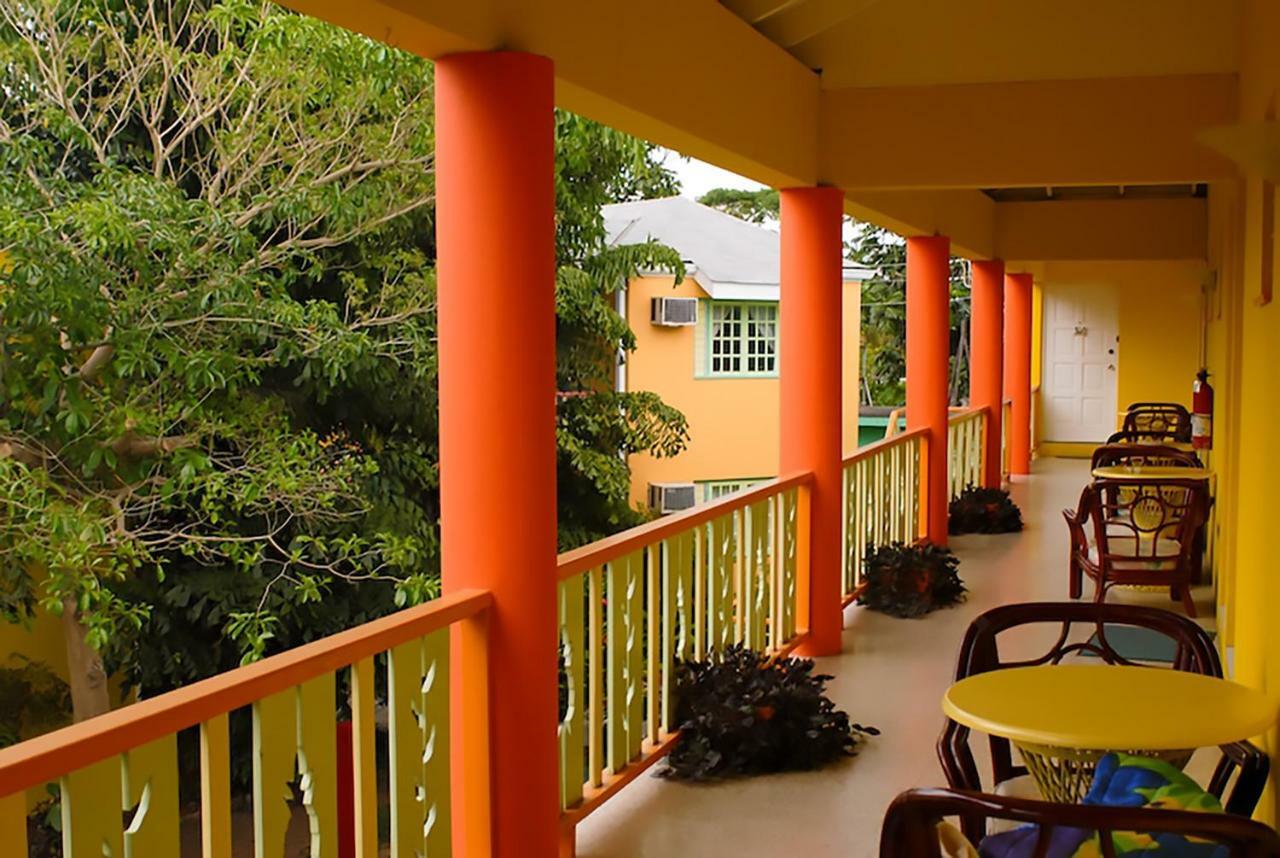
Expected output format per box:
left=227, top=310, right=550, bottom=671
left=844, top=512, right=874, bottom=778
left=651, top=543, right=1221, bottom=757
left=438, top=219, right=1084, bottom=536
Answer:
left=757, top=0, right=881, bottom=49
left=280, top=0, right=822, bottom=190
left=996, top=197, right=1207, bottom=262
left=843, top=189, right=997, bottom=260
left=821, top=74, right=1238, bottom=189
left=720, top=0, right=803, bottom=24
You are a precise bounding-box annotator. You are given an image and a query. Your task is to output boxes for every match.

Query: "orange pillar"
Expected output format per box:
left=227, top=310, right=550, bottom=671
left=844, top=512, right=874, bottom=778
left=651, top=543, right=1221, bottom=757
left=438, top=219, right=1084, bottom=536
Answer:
left=970, top=260, right=1005, bottom=488
left=1004, top=272, right=1034, bottom=476
left=436, top=52, right=558, bottom=858
left=907, top=235, right=952, bottom=545
left=780, top=187, right=845, bottom=657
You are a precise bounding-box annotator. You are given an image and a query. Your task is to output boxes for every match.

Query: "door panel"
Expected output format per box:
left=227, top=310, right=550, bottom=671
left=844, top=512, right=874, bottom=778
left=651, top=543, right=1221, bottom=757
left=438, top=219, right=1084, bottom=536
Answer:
left=1041, top=282, right=1119, bottom=443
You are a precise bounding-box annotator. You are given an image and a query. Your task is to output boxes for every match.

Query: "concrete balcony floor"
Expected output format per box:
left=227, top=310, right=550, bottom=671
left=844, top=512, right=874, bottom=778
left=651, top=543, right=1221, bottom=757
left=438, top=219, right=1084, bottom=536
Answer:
left=576, top=457, right=1218, bottom=857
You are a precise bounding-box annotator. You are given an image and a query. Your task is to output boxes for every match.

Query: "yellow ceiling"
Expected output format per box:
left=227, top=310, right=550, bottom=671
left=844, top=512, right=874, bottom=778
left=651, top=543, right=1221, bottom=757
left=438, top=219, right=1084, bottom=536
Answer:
left=731, top=0, right=1241, bottom=89
left=280, top=0, right=1243, bottom=260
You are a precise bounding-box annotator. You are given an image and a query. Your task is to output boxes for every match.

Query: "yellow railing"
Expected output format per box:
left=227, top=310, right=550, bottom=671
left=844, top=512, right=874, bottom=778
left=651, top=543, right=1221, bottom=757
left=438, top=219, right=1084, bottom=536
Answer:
left=1001, top=398, right=1014, bottom=483
left=842, top=427, right=928, bottom=599
left=554, top=472, right=812, bottom=833
left=0, top=589, right=493, bottom=858
left=948, top=407, right=987, bottom=500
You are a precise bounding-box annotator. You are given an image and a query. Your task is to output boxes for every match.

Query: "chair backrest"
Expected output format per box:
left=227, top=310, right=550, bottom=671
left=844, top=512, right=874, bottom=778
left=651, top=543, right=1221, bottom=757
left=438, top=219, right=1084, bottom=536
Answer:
left=879, top=788, right=1280, bottom=858
left=1091, top=442, right=1203, bottom=470
left=1090, top=477, right=1208, bottom=564
left=1122, top=403, right=1193, bottom=442
left=1106, top=427, right=1186, bottom=445
left=938, top=601, right=1219, bottom=796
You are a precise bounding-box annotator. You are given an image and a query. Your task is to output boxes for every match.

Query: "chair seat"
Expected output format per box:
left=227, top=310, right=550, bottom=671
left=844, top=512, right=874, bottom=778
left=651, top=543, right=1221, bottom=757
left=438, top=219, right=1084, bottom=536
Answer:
left=989, top=775, right=1041, bottom=833
left=1087, top=537, right=1181, bottom=570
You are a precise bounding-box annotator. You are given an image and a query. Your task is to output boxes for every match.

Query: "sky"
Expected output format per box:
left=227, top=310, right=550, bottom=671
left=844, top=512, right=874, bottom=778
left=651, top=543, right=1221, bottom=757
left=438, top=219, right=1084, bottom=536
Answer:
left=660, top=149, right=765, bottom=201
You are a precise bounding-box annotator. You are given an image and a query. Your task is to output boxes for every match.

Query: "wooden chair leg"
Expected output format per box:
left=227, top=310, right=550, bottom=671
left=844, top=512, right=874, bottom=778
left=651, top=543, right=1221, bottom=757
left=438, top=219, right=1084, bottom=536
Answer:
left=1179, top=585, right=1198, bottom=619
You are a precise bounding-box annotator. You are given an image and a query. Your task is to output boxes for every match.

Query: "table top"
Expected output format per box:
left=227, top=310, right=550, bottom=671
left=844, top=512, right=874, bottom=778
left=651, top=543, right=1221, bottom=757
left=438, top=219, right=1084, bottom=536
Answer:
left=942, top=664, right=1274, bottom=751
left=1091, top=465, right=1213, bottom=481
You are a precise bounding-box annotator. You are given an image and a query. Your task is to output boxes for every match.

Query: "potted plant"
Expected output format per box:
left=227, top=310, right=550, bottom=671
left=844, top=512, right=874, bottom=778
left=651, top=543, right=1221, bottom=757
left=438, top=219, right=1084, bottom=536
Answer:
left=858, top=542, right=966, bottom=618
left=949, top=486, right=1024, bottom=535
left=660, top=645, right=877, bottom=780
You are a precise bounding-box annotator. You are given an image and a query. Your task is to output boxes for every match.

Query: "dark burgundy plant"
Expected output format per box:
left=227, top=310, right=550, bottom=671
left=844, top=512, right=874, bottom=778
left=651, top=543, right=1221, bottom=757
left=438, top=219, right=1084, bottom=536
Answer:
left=858, top=542, right=966, bottom=619
left=660, top=645, right=877, bottom=781
left=949, top=486, right=1024, bottom=535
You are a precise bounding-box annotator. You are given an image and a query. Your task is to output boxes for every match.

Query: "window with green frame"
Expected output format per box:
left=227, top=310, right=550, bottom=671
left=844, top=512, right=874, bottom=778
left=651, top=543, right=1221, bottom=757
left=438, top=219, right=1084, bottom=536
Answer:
left=699, top=478, right=767, bottom=502
left=707, top=302, right=778, bottom=376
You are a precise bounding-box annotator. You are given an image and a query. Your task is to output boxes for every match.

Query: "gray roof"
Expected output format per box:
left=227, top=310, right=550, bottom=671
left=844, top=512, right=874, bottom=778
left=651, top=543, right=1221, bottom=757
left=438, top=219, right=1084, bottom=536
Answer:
left=603, top=196, right=870, bottom=301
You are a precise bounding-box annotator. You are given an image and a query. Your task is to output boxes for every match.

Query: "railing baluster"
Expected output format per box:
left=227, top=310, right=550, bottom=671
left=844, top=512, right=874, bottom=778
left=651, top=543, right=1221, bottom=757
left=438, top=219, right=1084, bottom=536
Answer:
left=62, top=756, right=123, bottom=858
left=646, top=544, right=661, bottom=745
left=0, top=791, right=26, bottom=857
left=558, top=573, right=585, bottom=811
left=252, top=689, right=295, bottom=858
left=297, top=674, right=339, bottom=855
left=587, top=567, right=604, bottom=789
left=422, top=629, right=452, bottom=855
left=122, top=735, right=180, bottom=858
left=200, top=714, right=232, bottom=858
left=350, top=657, right=379, bottom=858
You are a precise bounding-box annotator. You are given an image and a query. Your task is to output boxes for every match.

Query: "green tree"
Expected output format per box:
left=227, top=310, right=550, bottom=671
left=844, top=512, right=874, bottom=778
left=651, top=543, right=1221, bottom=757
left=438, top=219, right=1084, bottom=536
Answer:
left=697, top=187, right=779, bottom=223
left=846, top=223, right=971, bottom=407
left=0, top=0, right=686, bottom=710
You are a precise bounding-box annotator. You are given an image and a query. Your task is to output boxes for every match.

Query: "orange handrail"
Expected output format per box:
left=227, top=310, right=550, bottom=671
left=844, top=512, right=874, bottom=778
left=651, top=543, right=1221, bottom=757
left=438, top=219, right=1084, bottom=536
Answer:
left=844, top=425, right=929, bottom=467
left=557, top=470, right=814, bottom=579
left=947, top=404, right=989, bottom=424
left=0, top=588, right=493, bottom=797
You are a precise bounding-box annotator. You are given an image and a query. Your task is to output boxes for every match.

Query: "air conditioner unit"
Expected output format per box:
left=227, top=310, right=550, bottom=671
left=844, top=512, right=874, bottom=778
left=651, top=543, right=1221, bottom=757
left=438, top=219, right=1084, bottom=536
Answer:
left=650, top=297, right=698, bottom=327
left=648, top=482, right=697, bottom=514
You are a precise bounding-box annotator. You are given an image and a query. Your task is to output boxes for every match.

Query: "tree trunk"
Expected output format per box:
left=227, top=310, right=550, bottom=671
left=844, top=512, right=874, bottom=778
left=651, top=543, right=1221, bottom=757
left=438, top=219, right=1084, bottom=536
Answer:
left=61, top=599, right=111, bottom=722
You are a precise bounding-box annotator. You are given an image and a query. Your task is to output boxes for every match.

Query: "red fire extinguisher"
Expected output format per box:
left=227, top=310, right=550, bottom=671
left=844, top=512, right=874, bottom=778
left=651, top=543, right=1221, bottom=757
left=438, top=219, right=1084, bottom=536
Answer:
left=1192, top=368, right=1214, bottom=450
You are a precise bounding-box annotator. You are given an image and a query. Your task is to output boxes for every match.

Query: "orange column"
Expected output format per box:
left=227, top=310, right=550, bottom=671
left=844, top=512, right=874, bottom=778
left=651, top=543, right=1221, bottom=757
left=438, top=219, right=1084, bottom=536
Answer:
left=970, top=259, right=1005, bottom=488
left=436, top=52, right=558, bottom=858
left=1004, top=272, right=1034, bottom=476
left=780, top=187, right=845, bottom=657
left=906, top=235, right=952, bottom=545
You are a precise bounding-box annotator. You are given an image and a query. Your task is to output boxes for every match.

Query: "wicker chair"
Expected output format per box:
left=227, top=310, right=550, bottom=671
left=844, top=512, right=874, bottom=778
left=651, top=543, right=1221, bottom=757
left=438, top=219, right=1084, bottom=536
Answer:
left=1090, top=443, right=1209, bottom=583
left=1090, top=443, right=1203, bottom=471
left=880, top=788, right=1280, bottom=858
left=1122, top=402, right=1193, bottom=443
left=936, top=602, right=1268, bottom=842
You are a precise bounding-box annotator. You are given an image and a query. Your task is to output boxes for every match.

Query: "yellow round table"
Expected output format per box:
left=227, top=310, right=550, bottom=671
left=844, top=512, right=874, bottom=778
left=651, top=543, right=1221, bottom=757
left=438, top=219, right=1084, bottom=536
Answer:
left=1091, top=465, right=1212, bottom=481
left=1113, top=439, right=1197, bottom=453
left=943, top=665, right=1273, bottom=802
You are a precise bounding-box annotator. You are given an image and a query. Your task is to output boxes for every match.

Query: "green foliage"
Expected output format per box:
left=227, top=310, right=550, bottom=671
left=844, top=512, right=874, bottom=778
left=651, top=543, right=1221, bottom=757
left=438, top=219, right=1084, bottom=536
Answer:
left=846, top=223, right=971, bottom=407
left=0, top=658, right=71, bottom=748
left=858, top=542, right=966, bottom=619
left=949, top=486, right=1024, bottom=535
left=696, top=188, right=780, bottom=223
left=660, top=644, right=877, bottom=780
left=0, top=0, right=688, bottom=693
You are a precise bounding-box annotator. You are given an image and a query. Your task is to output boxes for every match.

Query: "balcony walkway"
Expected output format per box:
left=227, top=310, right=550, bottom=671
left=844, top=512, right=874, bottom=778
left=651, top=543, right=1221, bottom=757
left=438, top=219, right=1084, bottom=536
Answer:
left=576, top=457, right=1216, bottom=857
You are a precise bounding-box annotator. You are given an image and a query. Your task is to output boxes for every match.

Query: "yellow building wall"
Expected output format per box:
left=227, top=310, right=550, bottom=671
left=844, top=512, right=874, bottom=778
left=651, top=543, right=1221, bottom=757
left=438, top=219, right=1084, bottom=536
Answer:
left=625, top=274, right=860, bottom=505
left=1214, top=0, right=1280, bottom=825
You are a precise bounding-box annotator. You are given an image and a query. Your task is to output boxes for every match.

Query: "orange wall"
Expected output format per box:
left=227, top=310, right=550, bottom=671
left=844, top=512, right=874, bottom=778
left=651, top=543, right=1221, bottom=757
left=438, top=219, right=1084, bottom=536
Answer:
left=625, top=274, right=860, bottom=505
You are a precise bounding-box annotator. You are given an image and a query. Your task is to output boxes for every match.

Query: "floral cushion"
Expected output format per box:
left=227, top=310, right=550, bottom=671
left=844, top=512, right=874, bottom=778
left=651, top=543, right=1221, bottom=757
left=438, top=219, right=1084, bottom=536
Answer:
left=979, top=753, right=1227, bottom=858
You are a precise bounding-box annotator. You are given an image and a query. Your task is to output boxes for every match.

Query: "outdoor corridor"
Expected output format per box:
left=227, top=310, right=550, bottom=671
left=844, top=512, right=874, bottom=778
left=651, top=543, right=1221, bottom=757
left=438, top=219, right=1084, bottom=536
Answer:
left=576, top=458, right=1219, bottom=857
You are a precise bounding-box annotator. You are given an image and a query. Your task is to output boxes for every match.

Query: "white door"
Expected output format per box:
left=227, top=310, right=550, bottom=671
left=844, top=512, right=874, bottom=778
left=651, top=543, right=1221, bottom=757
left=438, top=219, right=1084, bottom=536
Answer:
left=1041, top=282, right=1119, bottom=443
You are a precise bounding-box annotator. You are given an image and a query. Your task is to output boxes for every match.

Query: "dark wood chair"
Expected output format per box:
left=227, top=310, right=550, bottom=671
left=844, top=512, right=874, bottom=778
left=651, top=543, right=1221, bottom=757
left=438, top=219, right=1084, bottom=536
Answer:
left=1090, top=443, right=1210, bottom=583
left=880, top=788, right=1280, bottom=858
left=1091, top=443, right=1203, bottom=471
left=936, top=602, right=1268, bottom=842
left=1122, top=402, right=1193, bottom=443
left=1106, top=427, right=1186, bottom=445
left=1087, top=477, right=1209, bottom=616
